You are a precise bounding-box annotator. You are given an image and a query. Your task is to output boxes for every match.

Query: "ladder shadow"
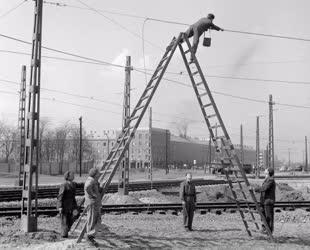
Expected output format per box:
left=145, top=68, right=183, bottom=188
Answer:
left=192, top=228, right=242, bottom=233
left=92, top=226, right=246, bottom=249
left=274, top=236, right=310, bottom=246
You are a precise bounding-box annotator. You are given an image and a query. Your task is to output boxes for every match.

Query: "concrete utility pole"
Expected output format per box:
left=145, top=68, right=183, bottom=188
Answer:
left=165, top=129, right=169, bottom=174
left=118, top=56, right=131, bottom=195
left=17, top=65, right=26, bottom=186
left=255, top=116, right=260, bottom=178
left=305, top=136, right=308, bottom=172
left=268, top=95, right=275, bottom=169
left=148, top=107, right=153, bottom=189
left=79, top=116, right=82, bottom=177
left=21, top=0, right=43, bottom=232
left=240, top=124, right=244, bottom=167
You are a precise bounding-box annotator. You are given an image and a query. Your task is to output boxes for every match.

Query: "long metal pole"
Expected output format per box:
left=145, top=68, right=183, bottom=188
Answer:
left=305, top=136, right=308, bottom=172
left=79, top=116, right=82, bottom=177
left=240, top=124, right=244, bottom=167
left=255, top=116, right=260, bottom=177
left=269, top=95, right=275, bottom=169
left=208, top=133, right=212, bottom=174
left=148, top=107, right=153, bottom=189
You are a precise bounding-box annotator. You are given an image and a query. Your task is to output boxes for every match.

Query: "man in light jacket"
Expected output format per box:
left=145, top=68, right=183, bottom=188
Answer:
left=84, top=167, right=102, bottom=247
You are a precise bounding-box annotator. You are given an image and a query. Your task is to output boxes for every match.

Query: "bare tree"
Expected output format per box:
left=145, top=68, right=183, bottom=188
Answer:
left=42, top=130, right=56, bottom=175
left=0, top=121, right=18, bottom=171
left=175, top=118, right=191, bottom=139
left=54, top=122, right=70, bottom=175
left=38, top=118, right=50, bottom=174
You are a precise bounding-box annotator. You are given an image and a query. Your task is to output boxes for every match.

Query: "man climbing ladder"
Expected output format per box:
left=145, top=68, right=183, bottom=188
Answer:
left=73, top=31, right=274, bottom=243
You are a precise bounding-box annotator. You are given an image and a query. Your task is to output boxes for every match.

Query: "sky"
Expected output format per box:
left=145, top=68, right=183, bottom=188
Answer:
left=0, top=0, right=310, bottom=163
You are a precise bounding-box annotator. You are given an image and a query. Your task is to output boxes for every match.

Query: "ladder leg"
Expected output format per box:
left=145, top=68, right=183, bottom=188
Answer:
left=177, top=33, right=274, bottom=241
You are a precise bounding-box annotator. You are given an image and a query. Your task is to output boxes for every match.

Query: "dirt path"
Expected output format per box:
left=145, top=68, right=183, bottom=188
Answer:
left=1, top=211, right=310, bottom=249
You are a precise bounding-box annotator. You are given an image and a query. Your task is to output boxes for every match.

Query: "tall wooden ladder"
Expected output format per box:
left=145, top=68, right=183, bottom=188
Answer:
left=74, top=34, right=183, bottom=242
left=178, top=33, right=274, bottom=241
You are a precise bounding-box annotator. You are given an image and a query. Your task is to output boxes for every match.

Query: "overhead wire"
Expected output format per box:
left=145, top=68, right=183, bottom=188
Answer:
left=2, top=48, right=310, bottom=87
left=0, top=0, right=27, bottom=20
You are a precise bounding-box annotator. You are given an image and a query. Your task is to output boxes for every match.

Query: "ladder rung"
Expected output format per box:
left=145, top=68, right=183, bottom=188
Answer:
left=100, top=168, right=113, bottom=174
left=146, top=85, right=155, bottom=91
left=206, top=114, right=217, bottom=119
left=215, top=135, right=226, bottom=141
left=156, top=65, right=164, bottom=72
left=199, top=92, right=208, bottom=97
left=130, top=116, right=139, bottom=121
left=106, top=158, right=117, bottom=163
left=210, top=124, right=221, bottom=129
left=192, top=71, right=199, bottom=76
left=161, top=56, right=169, bottom=62
left=196, top=81, right=204, bottom=86
left=141, top=95, right=150, bottom=101
left=117, top=135, right=129, bottom=143
left=243, top=218, right=257, bottom=223
left=184, top=49, right=190, bottom=54
left=112, top=146, right=125, bottom=153
left=135, top=105, right=145, bottom=111
left=203, top=103, right=212, bottom=108
left=151, top=75, right=160, bottom=81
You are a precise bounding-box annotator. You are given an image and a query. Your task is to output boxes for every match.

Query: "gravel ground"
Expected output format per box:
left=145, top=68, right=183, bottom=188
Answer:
left=1, top=210, right=310, bottom=249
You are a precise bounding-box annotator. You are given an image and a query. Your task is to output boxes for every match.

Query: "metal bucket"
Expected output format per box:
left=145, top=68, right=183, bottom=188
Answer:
left=203, top=37, right=211, bottom=47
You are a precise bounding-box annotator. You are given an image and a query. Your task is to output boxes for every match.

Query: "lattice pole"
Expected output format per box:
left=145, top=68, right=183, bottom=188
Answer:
left=118, top=56, right=131, bottom=195
left=17, top=65, right=26, bottom=186
left=21, top=0, right=43, bottom=232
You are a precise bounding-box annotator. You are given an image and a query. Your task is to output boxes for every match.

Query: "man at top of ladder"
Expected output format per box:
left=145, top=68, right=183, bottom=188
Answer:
left=182, top=13, right=224, bottom=62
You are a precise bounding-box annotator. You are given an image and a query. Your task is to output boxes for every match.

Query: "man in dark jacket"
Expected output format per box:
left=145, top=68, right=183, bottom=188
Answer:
left=183, top=13, right=224, bottom=61
left=57, top=171, right=78, bottom=238
left=254, top=168, right=276, bottom=233
left=180, top=172, right=197, bottom=231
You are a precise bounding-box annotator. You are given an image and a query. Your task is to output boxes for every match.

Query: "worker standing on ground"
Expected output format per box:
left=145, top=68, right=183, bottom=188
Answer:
left=57, top=171, right=78, bottom=238
left=180, top=172, right=197, bottom=231
left=252, top=168, right=276, bottom=234
left=84, top=168, right=103, bottom=247
left=182, top=13, right=224, bottom=62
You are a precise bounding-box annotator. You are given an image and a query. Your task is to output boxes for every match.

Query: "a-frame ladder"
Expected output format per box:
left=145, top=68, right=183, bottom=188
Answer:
left=74, top=32, right=274, bottom=242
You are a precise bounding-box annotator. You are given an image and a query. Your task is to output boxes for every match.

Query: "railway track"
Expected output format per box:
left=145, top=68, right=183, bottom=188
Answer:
left=1, top=201, right=309, bottom=217
left=0, top=179, right=228, bottom=202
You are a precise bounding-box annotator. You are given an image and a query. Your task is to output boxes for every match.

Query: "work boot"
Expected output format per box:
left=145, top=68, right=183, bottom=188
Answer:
left=87, top=235, right=99, bottom=248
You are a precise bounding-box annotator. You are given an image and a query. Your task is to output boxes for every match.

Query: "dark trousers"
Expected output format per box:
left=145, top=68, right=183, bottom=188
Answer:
left=60, top=211, right=74, bottom=237
left=261, top=203, right=274, bottom=233
left=184, top=27, right=200, bottom=59
left=183, top=202, right=195, bottom=229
